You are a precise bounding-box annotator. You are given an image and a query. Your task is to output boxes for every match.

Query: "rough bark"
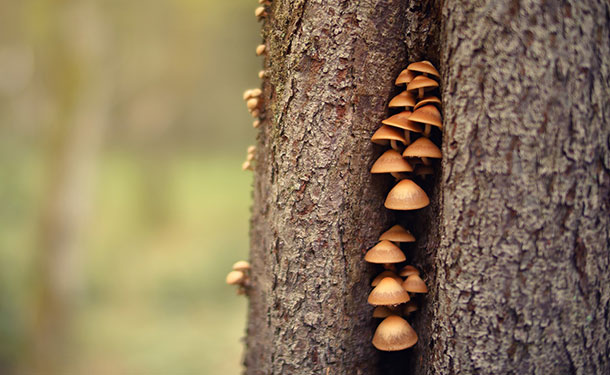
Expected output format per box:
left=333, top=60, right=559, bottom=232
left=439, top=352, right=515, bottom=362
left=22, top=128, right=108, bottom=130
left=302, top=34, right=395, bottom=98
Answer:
left=245, top=0, right=410, bottom=374
left=414, top=1, right=610, bottom=374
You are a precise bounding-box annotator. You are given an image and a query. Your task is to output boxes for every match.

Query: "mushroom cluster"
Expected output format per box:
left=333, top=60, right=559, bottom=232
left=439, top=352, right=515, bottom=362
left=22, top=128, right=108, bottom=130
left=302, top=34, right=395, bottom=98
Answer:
left=242, top=145, right=256, bottom=171
left=367, top=61, right=443, bottom=351
left=226, top=260, right=251, bottom=295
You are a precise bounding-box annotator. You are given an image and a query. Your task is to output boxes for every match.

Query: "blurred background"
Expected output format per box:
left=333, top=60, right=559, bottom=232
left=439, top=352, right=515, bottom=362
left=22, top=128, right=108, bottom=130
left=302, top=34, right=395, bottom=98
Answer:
left=0, top=0, right=260, bottom=373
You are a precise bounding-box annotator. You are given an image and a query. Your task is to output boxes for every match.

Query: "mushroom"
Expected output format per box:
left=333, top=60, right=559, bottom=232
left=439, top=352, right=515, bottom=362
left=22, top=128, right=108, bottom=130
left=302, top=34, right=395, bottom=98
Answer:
left=250, top=109, right=260, bottom=118
left=402, top=274, right=428, bottom=293
left=371, top=270, right=403, bottom=287
left=368, top=277, right=410, bottom=306
left=403, top=300, right=419, bottom=315
left=394, top=69, right=416, bottom=85
left=258, top=70, right=266, bottom=79
left=252, top=119, right=261, bottom=128
left=232, top=260, right=251, bottom=272
left=370, top=150, right=413, bottom=180
left=246, top=97, right=260, bottom=111
left=406, top=61, right=440, bottom=79
left=402, top=137, right=441, bottom=166
left=226, top=270, right=245, bottom=285
left=381, top=111, right=423, bottom=145
left=242, top=160, right=253, bottom=171
left=371, top=125, right=406, bottom=151
left=413, top=95, right=441, bottom=110
left=372, top=315, right=418, bottom=351
left=398, top=265, right=420, bottom=277
left=254, top=6, right=267, bottom=18
left=406, top=75, right=438, bottom=99
left=388, top=91, right=416, bottom=109
left=247, top=146, right=256, bottom=154
left=364, top=240, right=406, bottom=265
left=372, top=306, right=398, bottom=319
left=379, top=224, right=415, bottom=243
left=408, top=104, right=442, bottom=137
left=384, top=179, right=430, bottom=210
left=256, top=44, right=266, bottom=56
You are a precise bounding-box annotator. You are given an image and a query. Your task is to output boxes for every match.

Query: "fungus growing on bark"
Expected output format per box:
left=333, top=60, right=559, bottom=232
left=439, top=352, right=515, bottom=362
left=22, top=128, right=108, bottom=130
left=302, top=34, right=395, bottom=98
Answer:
left=258, top=70, right=266, bottom=79
left=406, top=75, right=438, bottom=98
left=233, top=260, right=251, bottom=271
left=406, top=61, right=440, bottom=79
left=379, top=224, right=415, bottom=243
left=402, top=137, right=441, bottom=165
left=226, top=270, right=245, bottom=285
left=385, top=179, right=430, bottom=210
left=381, top=111, right=423, bottom=146
left=364, top=240, right=406, bottom=264
left=242, top=161, right=253, bottom=171
left=394, top=69, right=416, bottom=85
left=371, top=270, right=402, bottom=287
left=413, top=95, right=441, bottom=110
left=371, top=125, right=406, bottom=151
left=368, top=277, right=410, bottom=306
left=372, top=306, right=397, bottom=319
left=247, top=98, right=259, bottom=111
left=252, top=119, right=261, bottom=128
left=255, top=44, right=266, bottom=55
left=388, top=91, right=416, bottom=108
left=408, top=104, right=442, bottom=137
left=402, top=274, right=428, bottom=293
left=254, top=6, right=267, bottom=18
left=371, top=149, right=413, bottom=180
left=398, top=265, right=420, bottom=277
left=372, top=315, right=418, bottom=351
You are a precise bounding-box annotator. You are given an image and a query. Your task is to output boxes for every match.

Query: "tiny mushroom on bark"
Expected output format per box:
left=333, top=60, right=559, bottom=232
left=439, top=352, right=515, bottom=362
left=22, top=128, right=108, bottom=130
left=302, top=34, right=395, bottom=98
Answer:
left=379, top=224, right=415, bottom=243
left=402, top=137, right=441, bottom=165
left=398, top=265, right=420, bottom=277
left=406, top=75, right=439, bottom=99
left=406, top=61, right=440, bottom=79
left=394, top=69, right=416, bottom=85
left=381, top=111, right=423, bottom=146
left=368, top=277, right=410, bottom=306
left=370, top=149, right=413, bottom=180
left=372, top=306, right=397, bottom=319
left=258, top=70, right=266, bottom=79
left=226, top=270, right=245, bottom=285
left=385, top=179, right=430, bottom=210
left=408, top=104, right=442, bottom=137
left=402, top=274, right=428, bottom=293
left=388, top=91, right=416, bottom=109
left=254, top=6, right=267, bottom=18
left=372, top=270, right=403, bottom=287
left=255, top=44, right=266, bottom=55
left=371, top=125, right=407, bottom=151
left=413, top=95, right=441, bottom=110
left=372, top=315, right=418, bottom=351
left=364, top=240, right=406, bottom=265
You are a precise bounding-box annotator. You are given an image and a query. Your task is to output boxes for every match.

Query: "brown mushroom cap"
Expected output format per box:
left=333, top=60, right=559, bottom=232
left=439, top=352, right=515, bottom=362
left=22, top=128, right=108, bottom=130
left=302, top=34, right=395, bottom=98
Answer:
left=379, top=224, right=416, bottom=243
left=232, top=260, right=251, bottom=272
left=402, top=274, right=428, bottom=293
left=371, top=150, right=413, bottom=174
left=406, top=76, right=439, bottom=92
left=364, top=240, right=406, bottom=264
left=372, top=315, right=418, bottom=351
left=255, top=44, right=266, bottom=55
left=371, top=125, right=407, bottom=146
left=226, top=270, right=245, bottom=285
left=398, top=265, right=420, bottom=277
left=381, top=111, right=423, bottom=133
left=408, top=105, right=442, bottom=128
left=413, top=95, right=441, bottom=110
left=402, top=137, right=442, bottom=159
left=395, top=69, right=416, bottom=85
left=388, top=91, right=416, bottom=108
left=407, top=61, right=440, bottom=78
left=368, top=277, right=410, bottom=306
left=385, top=179, right=430, bottom=210
left=372, top=270, right=402, bottom=287
left=372, top=306, right=398, bottom=319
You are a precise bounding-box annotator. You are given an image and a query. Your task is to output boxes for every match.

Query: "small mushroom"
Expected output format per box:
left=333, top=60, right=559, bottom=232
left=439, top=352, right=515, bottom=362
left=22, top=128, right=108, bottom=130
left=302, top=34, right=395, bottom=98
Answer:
left=381, top=111, right=423, bottom=146
left=246, top=97, right=260, bottom=111
left=370, top=150, right=413, bottom=180
left=406, top=75, right=439, bottom=99
left=413, top=95, right=441, bottom=110
left=247, top=146, right=256, bottom=154
left=388, top=91, right=416, bottom=109
left=372, top=306, right=398, bottom=319
left=371, top=270, right=403, bottom=287
left=398, top=265, right=420, bottom=277
left=250, top=109, right=260, bottom=118
left=379, top=224, right=415, bottom=243
left=255, top=6, right=267, bottom=18
left=408, top=105, right=442, bottom=137
left=402, top=274, right=428, bottom=293
left=394, top=69, right=416, bottom=85
left=226, top=270, right=245, bottom=285
left=384, top=179, right=430, bottom=210
left=402, top=137, right=441, bottom=165
left=372, top=315, right=418, bottom=351
left=364, top=240, right=406, bottom=265
left=406, top=61, right=440, bottom=79
left=252, top=119, right=261, bottom=128
left=242, top=160, right=253, bottom=171
left=256, top=44, right=266, bottom=56
left=371, top=125, right=407, bottom=151
left=258, top=70, right=266, bottom=79
left=368, top=277, right=410, bottom=306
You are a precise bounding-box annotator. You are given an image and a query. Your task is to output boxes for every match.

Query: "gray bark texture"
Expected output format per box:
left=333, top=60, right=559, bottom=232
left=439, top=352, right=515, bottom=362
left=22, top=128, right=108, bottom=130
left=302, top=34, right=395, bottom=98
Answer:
left=245, top=0, right=610, bottom=374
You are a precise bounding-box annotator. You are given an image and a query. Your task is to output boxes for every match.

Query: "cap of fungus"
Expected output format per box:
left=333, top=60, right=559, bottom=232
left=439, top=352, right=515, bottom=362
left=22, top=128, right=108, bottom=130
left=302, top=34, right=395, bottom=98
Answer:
left=364, top=240, right=406, bottom=264
left=398, top=265, right=420, bottom=277
left=413, top=95, right=441, bottom=110
left=372, top=315, right=418, bottom=351
left=368, top=277, right=410, bottom=306
left=402, top=137, right=442, bottom=164
left=252, top=120, right=261, bottom=128
left=242, top=161, right=253, bottom=171
left=402, top=274, right=428, bottom=293
left=247, top=98, right=260, bottom=110
left=395, top=69, right=416, bottom=85
left=232, top=260, right=251, bottom=272
left=388, top=91, right=416, bottom=108
left=381, top=111, right=423, bottom=133
left=385, top=179, right=430, bottom=210
left=407, top=61, right=440, bottom=78
left=258, top=70, right=266, bottom=79
left=254, top=6, right=266, bottom=17
left=371, top=125, right=406, bottom=146
left=372, top=306, right=397, bottom=319
left=250, top=109, right=260, bottom=118
left=371, top=150, right=413, bottom=174
left=408, top=105, right=442, bottom=128
left=403, top=300, right=419, bottom=315
left=247, top=145, right=256, bottom=154
left=256, top=44, right=266, bottom=55
left=372, top=270, right=402, bottom=287
left=406, top=75, right=439, bottom=92
left=226, top=270, right=245, bottom=285
left=379, top=224, right=415, bottom=243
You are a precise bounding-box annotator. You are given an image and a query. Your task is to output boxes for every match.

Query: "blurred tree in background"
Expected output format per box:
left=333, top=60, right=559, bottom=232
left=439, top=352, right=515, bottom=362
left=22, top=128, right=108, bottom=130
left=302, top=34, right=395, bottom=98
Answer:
left=0, top=0, right=260, bottom=373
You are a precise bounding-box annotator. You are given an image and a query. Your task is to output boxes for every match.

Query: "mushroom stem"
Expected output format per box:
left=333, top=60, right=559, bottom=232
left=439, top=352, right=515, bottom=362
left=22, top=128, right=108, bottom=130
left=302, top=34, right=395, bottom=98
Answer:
left=418, top=87, right=424, bottom=99
left=421, top=157, right=430, bottom=166
left=390, top=172, right=407, bottom=180
left=390, top=140, right=402, bottom=152
left=403, top=130, right=411, bottom=146
left=424, top=124, right=431, bottom=137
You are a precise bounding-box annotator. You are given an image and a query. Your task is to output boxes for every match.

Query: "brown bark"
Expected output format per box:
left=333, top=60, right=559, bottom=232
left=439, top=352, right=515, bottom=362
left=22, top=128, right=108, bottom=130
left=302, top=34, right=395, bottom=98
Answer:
left=245, top=0, right=610, bottom=374
left=414, top=1, right=610, bottom=374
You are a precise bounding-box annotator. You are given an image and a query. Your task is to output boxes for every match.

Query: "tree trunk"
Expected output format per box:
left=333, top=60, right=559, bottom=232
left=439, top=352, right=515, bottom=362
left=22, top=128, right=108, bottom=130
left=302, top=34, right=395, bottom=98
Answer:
left=245, top=0, right=610, bottom=374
